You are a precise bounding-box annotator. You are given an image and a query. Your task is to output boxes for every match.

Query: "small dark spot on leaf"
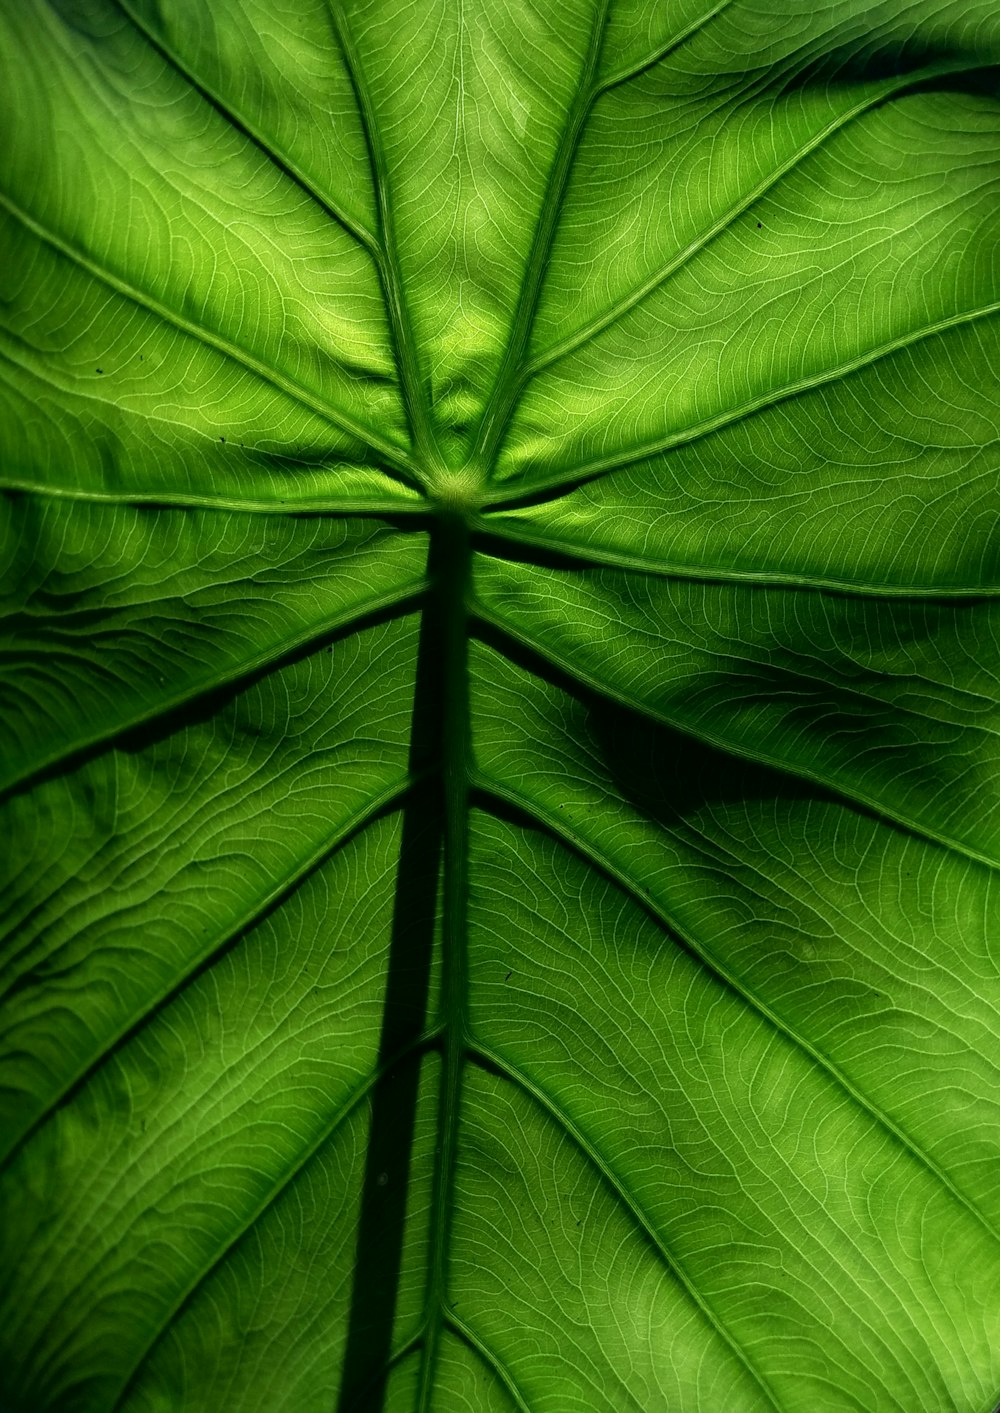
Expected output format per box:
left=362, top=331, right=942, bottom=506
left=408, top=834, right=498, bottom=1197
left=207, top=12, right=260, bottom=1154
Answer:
left=140, top=353, right=144, bottom=360
left=96, top=368, right=103, bottom=374
left=505, top=970, right=512, bottom=982
left=756, top=222, right=762, bottom=229
left=220, top=435, right=226, bottom=442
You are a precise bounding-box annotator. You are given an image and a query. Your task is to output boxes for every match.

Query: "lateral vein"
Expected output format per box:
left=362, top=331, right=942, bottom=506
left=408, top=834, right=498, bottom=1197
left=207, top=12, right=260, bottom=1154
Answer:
left=0, top=191, right=420, bottom=484
left=470, top=0, right=613, bottom=473
left=324, top=0, right=439, bottom=467
left=0, top=476, right=425, bottom=517
left=471, top=516, right=1000, bottom=598
left=0, top=775, right=430, bottom=1176
left=443, top=1308, right=532, bottom=1413
left=0, top=578, right=428, bottom=802
left=113, top=0, right=380, bottom=255
left=594, top=0, right=733, bottom=96
left=487, top=296, right=1000, bottom=500
left=106, top=1024, right=444, bottom=1413
left=526, top=56, right=989, bottom=379
left=465, top=1039, right=783, bottom=1411
left=470, top=599, right=1000, bottom=873
left=472, top=770, right=1000, bottom=1256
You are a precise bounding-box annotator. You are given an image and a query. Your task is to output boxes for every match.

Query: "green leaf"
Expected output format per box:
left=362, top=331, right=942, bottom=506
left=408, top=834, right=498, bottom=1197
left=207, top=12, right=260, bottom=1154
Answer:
left=2, top=1, right=1000, bottom=1409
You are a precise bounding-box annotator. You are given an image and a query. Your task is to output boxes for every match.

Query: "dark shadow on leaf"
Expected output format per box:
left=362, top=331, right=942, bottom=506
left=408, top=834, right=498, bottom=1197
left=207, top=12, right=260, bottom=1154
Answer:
left=588, top=689, right=811, bottom=821
left=787, top=36, right=998, bottom=90
left=472, top=615, right=886, bottom=838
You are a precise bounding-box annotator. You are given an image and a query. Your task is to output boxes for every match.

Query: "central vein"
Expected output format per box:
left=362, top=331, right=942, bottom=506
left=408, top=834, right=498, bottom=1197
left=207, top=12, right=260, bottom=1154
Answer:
left=415, top=504, right=474, bottom=1407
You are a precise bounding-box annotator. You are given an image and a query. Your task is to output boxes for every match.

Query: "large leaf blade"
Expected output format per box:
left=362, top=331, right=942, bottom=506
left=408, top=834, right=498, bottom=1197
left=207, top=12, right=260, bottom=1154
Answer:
left=2, top=1, right=1000, bottom=1410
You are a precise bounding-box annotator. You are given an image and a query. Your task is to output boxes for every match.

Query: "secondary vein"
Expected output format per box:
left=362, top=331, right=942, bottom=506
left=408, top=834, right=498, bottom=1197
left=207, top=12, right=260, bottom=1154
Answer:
left=469, top=0, right=612, bottom=475
left=325, top=0, right=439, bottom=469
left=106, top=1024, right=444, bottom=1413
left=524, top=55, right=986, bottom=380
left=0, top=192, right=422, bottom=486
left=471, top=770, right=1000, bottom=1255
left=113, top=0, right=380, bottom=256
left=465, top=1039, right=783, bottom=1411
left=0, top=774, right=430, bottom=1176
left=483, top=296, right=1000, bottom=503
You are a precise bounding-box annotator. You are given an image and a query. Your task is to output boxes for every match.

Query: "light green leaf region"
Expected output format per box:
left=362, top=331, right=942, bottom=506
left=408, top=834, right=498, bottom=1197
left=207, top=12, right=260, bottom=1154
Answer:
left=2, top=0, right=1000, bottom=1408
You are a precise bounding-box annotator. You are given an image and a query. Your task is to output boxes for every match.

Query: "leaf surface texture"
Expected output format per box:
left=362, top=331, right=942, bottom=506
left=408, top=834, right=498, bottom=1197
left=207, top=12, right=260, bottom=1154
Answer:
left=2, top=1, right=1000, bottom=1410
